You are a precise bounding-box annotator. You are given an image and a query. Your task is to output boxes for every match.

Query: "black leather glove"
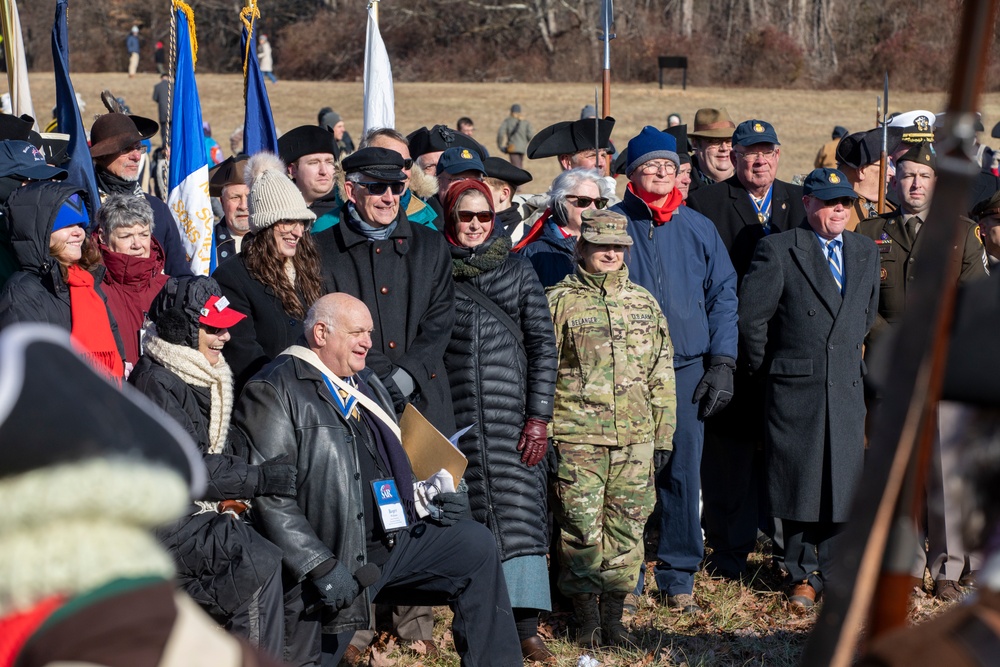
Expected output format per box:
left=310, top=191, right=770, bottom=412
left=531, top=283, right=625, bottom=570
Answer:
left=256, top=455, right=297, bottom=497
left=693, top=356, right=735, bottom=419
left=653, top=449, right=672, bottom=478
left=312, top=561, right=361, bottom=612
left=433, top=480, right=472, bottom=526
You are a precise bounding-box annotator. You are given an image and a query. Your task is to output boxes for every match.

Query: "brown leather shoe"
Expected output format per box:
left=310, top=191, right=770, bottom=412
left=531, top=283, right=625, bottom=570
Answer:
left=520, top=635, right=556, bottom=664
left=934, top=579, right=965, bottom=602
left=788, top=581, right=817, bottom=610
left=339, top=644, right=366, bottom=667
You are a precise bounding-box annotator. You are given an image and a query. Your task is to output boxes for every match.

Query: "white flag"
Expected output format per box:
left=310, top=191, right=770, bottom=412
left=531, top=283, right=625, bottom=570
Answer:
left=1, top=0, right=38, bottom=129
left=363, top=2, right=394, bottom=133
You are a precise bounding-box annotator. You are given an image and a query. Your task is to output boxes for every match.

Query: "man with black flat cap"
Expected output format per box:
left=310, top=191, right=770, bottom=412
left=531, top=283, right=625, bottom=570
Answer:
left=314, top=146, right=456, bottom=437
left=278, top=124, right=341, bottom=234
left=90, top=112, right=191, bottom=277
left=208, top=154, right=250, bottom=264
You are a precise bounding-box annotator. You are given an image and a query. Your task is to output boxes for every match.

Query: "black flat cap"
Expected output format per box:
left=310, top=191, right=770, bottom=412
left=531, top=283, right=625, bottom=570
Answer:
left=209, top=154, right=250, bottom=197
left=527, top=117, right=615, bottom=159
left=483, top=156, right=532, bottom=187
left=278, top=125, right=338, bottom=166
left=341, top=146, right=406, bottom=181
left=406, top=124, right=486, bottom=160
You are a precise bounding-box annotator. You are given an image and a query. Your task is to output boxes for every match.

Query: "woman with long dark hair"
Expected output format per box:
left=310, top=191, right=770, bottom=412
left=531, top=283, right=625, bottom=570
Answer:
left=213, top=152, right=325, bottom=389
left=0, top=182, right=124, bottom=380
left=441, top=179, right=559, bottom=663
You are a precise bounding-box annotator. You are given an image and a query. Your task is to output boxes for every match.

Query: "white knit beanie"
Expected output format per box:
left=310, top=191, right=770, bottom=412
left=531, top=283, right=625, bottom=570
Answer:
left=244, top=152, right=317, bottom=234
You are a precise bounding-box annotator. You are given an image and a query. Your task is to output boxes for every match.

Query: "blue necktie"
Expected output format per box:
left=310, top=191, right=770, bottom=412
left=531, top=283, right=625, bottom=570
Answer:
left=827, top=239, right=843, bottom=294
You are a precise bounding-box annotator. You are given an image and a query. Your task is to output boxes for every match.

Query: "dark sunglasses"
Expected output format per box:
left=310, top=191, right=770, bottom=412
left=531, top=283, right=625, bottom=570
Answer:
left=358, top=181, right=405, bottom=196
left=402, top=158, right=413, bottom=170
left=202, top=325, right=227, bottom=335
left=456, top=210, right=493, bottom=223
left=565, top=195, right=609, bottom=209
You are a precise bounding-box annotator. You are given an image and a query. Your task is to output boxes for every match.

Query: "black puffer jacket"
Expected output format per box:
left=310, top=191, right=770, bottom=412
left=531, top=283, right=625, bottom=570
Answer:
left=444, top=235, right=557, bottom=560
left=128, top=350, right=282, bottom=619
left=0, top=183, right=124, bottom=364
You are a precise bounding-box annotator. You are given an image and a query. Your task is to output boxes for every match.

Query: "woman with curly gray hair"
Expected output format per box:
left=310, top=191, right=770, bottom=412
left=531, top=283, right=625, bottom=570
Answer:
left=515, top=168, right=614, bottom=288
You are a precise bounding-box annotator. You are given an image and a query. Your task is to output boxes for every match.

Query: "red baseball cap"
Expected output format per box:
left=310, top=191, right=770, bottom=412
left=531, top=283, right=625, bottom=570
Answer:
left=199, top=295, right=246, bottom=329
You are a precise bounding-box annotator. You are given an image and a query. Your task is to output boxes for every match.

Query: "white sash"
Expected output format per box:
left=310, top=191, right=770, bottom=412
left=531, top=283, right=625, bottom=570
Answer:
left=280, top=345, right=402, bottom=441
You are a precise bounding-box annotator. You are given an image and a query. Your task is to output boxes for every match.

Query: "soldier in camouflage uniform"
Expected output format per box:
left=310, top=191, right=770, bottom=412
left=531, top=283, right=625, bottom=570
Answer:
left=547, top=209, right=677, bottom=648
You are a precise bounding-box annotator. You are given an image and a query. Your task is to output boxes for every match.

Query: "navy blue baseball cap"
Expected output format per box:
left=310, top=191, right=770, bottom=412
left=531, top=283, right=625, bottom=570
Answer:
left=436, top=146, right=486, bottom=176
left=732, top=119, right=780, bottom=147
left=0, top=140, right=67, bottom=181
left=803, top=168, right=857, bottom=201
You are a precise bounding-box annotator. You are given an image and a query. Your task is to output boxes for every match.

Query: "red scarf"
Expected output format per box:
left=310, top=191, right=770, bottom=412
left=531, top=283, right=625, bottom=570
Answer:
left=629, top=183, right=684, bottom=225
left=0, top=596, right=64, bottom=667
left=66, top=265, right=124, bottom=381
left=513, top=208, right=553, bottom=252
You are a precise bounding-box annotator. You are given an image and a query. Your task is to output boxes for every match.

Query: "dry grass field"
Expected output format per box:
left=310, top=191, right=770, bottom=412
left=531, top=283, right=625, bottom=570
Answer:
left=3, top=71, right=974, bottom=664
left=9, top=71, right=1000, bottom=194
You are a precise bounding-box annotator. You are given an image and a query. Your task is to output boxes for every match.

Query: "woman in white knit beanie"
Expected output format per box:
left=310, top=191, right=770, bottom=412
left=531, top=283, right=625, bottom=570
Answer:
left=212, top=152, right=326, bottom=390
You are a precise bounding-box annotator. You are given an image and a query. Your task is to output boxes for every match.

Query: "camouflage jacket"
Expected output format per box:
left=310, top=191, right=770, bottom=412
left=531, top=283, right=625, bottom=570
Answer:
left=547, top=264, right=677, bottom=449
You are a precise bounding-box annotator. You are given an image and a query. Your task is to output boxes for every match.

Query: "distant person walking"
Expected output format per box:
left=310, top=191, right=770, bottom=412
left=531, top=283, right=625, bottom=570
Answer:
left=152, top=74, right=170, bottom=146
left=127, top=26, right=140, bottom=78
left=154, top=40, right=166, bottom=75
left=258, top=34, right=277, bottom=84
left=497, top=104, right=533, bottom=169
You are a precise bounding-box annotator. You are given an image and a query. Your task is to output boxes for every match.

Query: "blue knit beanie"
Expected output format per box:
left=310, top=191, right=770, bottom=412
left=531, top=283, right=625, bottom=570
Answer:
left=625, top=126, right=679, bottom=177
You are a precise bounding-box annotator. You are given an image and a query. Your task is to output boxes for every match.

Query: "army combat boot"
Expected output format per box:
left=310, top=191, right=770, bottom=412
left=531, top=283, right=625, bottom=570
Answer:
left=599, top=592, right=641, bottom=648
left=573, top=593, right=602, bottom=648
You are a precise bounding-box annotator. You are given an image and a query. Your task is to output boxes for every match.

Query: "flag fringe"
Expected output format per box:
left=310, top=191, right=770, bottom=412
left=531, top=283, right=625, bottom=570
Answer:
left=171, top=0, right=198, bottom=69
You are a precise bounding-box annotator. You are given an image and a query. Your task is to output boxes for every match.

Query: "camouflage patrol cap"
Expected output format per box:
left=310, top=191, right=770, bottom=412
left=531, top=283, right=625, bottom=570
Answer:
left=580, top=210, right=633, bottom=246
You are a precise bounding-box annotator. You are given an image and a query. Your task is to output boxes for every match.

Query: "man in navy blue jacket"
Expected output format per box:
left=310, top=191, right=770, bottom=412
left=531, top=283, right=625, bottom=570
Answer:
left=611, top=126, right=738, bottom=614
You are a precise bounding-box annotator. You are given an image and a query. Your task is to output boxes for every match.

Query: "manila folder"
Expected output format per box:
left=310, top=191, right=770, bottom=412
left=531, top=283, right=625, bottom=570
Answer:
left=399, top=404, right=468, bottom=483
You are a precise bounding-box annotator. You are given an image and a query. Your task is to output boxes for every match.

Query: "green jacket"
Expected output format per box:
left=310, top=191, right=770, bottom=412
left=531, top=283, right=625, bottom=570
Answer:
left=547, top=264, right=676, bottom=449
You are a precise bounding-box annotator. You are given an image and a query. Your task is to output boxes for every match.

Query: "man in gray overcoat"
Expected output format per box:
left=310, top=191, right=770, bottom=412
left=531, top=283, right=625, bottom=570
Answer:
left=738, top=167, right=879, bottom=610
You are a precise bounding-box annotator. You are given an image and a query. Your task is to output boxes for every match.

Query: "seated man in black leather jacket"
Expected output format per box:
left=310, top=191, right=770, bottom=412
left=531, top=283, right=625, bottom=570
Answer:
left=232, top=292, right=521, bottom=667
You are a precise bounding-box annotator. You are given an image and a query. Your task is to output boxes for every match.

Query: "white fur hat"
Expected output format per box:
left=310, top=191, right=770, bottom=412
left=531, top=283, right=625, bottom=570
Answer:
left=244, top=152, right=316, bottom=234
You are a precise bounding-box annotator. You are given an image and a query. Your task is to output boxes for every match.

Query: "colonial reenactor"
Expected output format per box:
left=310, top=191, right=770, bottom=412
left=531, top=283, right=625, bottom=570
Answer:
left=835, top=129, right=900, bottom=230
left=814, top=125, right=849, bottom=169
left=739, top=167, right=880, bottom=610
left=482, top=156, right=533, bottom=240
left=857, top=141, right=989, bottom=601
left=208, top=154, right=250, bottom=265
left=526, top=116, right=616, bottom=178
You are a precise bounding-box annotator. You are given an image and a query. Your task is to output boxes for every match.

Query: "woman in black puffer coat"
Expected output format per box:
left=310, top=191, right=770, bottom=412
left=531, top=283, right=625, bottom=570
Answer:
left=442, top=179, right=558, bottom=664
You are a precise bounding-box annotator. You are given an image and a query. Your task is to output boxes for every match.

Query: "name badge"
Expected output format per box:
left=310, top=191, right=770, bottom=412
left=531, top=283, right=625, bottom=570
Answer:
left=372, top=479, right=408, bottom=531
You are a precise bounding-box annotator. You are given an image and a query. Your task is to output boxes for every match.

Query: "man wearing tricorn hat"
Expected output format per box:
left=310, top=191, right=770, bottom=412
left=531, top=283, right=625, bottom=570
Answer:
left=687, top=107, right=736, bottom=191
left=611, top=126, right=738, bottom=613
left=278, top=125, right=341, bottom=233
left=857, top=141, right=989, bottom=602
left=208, top=154, right=249, bottom=264
left=407, top=124, right=487, bottom=222
left=835, top=128, right=900, bottom=230
left=526, top=116, right=616, bottom=179
left=91, top=111, right=191, bottom=277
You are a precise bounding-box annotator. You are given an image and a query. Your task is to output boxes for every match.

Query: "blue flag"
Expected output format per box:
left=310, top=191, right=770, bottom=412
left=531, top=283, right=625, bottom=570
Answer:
left=241, top=9, right=278, bottom=156
left=167, top=4, right=213, bottom=275
left=51, top=0, right=100, bottom=216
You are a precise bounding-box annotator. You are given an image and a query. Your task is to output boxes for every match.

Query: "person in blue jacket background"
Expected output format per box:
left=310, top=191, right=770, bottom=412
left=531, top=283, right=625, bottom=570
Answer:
left=611, top=126, right=738, bottom=614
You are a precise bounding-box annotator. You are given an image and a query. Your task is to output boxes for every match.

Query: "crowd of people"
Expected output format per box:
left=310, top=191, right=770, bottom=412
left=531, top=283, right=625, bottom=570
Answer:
left=1, top=96, right=999, bottom=667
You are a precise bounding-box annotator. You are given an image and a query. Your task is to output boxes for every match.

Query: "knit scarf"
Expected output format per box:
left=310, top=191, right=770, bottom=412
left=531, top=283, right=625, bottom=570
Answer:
left=629, top=183, right=684, bottom=225
left=451, top=234, right=512, bottom=279
left=346, top=203, right=398, bottom=240
left=143, top=332, right=234, bottom=455
left=95, top=169, right=143, bottom=198
left=66, top=265, right=124, bottom=381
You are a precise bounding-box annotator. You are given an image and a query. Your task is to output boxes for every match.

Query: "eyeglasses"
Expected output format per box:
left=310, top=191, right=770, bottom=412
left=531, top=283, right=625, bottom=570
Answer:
left=358, top=181, right=405, bottom=196
left=565, top=195, right=609, bottom=209
left=456, top=210, right=493, bottom=223
left=638, top=161, right=677, bottom=175
left=120, top=142, right=148, bottom=156
left=734, top=149, right=777, bottom=162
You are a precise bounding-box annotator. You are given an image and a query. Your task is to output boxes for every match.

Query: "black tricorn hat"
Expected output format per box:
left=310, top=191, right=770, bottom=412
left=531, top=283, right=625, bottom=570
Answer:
left=483, top=156, right=532, bottom=187
left=0, top=324, right=206, bottom=495
left=0, top=113, right=35, bottom=143
left=663, top=124, right=691, bottom=160
left=406, top=124, right=486, bottom=160
left=527, top=117, right=615, bottom=159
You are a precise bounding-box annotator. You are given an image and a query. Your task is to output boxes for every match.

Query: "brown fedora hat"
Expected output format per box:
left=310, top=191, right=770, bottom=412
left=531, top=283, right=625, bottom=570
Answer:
left=688, top=107, right=736, bottom=139
left=89, top=112, right=158, bottom=158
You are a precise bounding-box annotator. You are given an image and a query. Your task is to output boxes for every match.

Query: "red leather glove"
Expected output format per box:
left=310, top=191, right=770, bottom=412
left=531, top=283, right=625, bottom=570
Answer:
left=517, top=418, right=549, bottom=467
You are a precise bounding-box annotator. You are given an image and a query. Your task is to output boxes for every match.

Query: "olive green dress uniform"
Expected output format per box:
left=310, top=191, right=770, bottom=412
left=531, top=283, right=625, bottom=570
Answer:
left=547, top=262, right=676, bottom=596
left=855, top=212, right=988, bottom=343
